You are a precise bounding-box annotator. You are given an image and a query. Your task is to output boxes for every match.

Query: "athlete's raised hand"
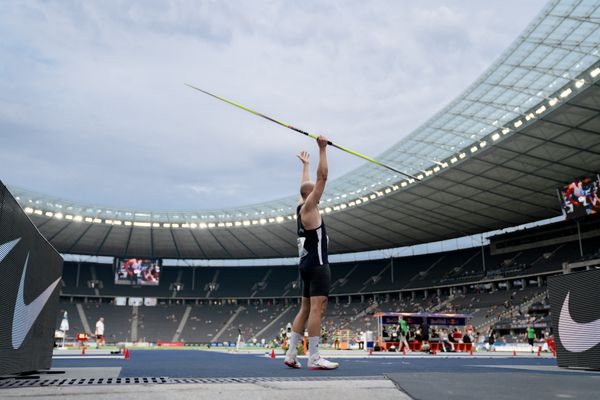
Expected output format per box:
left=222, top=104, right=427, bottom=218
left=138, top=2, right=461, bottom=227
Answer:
left=317, top=135, right=329, bottom=149
left=297, top=151, right=310, bottom=165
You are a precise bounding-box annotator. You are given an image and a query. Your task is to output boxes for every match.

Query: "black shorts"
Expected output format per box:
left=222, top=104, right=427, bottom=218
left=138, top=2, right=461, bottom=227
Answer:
left=528, top=338, right=534, bottom=346
left=300, top=263, right=330, bottom=298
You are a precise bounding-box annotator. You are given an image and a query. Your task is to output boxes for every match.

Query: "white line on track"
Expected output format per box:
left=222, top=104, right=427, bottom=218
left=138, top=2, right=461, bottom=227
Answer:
left=52, top=356, right=125, bottom=359
left=262, top=354, right=555, bottom=360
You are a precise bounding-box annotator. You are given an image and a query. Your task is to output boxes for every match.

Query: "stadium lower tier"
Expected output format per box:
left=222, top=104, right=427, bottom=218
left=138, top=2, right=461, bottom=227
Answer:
left=56, top=282, right=551, bottom=345
left=55, top=219, right=599, bottom=345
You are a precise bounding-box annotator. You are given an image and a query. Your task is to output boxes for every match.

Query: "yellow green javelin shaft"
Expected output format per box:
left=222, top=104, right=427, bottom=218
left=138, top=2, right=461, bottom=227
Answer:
left=185, top=84, right=419, bottom=180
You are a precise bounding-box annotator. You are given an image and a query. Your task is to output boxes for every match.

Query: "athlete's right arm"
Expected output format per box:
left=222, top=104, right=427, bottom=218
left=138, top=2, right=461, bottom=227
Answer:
left=298, top=151, right=310, bottom=185
left=303, top=136, right=328, bottom=210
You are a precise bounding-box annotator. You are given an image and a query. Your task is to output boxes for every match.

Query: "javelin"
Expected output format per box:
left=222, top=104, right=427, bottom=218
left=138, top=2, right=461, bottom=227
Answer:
left=185, top=84, right=419, bottom=181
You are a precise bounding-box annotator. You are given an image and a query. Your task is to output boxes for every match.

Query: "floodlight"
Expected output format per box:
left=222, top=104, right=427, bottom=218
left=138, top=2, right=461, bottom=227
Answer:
left=560, top=88, right=572, bottom=98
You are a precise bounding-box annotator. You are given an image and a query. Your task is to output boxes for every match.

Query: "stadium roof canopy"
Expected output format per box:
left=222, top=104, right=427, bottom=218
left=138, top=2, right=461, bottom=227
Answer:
left=11, top=0, right=600, bottom=259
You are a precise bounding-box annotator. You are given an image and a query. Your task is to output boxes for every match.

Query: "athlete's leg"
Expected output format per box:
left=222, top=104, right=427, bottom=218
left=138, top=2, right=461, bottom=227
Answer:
left=285, top=297, right=310, bottom=368
left=303, top=265, right=337, bottom=370
left=401, top=335, right=410, bottom=352
left=306, top=296, right=338, bottom=369
left=307, top=295, right=327, bottom=337
left=307, top=295, right=327, bottom=359
left=292, top=297, right=311, bottom=334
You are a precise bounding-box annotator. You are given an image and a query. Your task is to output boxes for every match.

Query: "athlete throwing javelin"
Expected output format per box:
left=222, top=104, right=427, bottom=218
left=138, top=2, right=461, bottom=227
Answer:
left=284, top=135, right=339, bottom=370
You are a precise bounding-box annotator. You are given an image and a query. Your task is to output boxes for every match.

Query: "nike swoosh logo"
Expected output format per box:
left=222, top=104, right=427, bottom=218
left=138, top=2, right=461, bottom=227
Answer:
left=558, top=291, right=600, bottom=353
left=11, top=252, right=61, bottom=349
left=0, top=238, right=20, bottom=263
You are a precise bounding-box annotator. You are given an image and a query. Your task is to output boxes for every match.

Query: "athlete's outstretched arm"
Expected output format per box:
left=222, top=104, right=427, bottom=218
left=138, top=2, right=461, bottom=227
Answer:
left=297, top=151, right=310, bottom=185
left=304, top=136, right=328, bottom=210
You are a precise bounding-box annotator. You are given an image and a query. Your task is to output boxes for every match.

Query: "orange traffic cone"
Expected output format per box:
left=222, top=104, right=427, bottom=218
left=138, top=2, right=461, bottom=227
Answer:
left=81, top=346, right=86, bottom=355
left=270, top=349, right=276, bottom=359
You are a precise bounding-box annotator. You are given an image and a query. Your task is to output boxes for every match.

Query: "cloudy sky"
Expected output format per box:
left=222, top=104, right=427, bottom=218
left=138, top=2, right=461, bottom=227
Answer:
left=0, top=0, right=548, bottom=211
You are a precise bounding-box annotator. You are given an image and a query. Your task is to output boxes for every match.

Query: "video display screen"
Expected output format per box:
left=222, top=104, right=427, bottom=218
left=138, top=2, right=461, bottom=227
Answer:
left=114, top=258, right=161, bottom=286
left=558, top=175, right=600, bottom=220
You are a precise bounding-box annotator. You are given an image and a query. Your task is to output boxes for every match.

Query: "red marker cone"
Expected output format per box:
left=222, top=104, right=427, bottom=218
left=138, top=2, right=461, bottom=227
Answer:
left=537, top=346, right=541, bottom=357
left=270, top=349, right=276, bottom=359
left=513, top=349, right=517, bottom=357
left=81, top=346, right=86, bottom=355
left=124, top=348, right=130, bottom=360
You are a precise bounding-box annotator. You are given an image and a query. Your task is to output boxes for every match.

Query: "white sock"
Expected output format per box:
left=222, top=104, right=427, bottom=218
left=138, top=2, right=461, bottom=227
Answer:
left=308, top=336, right=320, bottom=359
left=287, top=331, right=302, bottom=356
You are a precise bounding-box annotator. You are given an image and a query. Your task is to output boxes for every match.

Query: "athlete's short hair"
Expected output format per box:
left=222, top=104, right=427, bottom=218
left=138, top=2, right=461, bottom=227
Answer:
left=300, top=181, right=315, bottom=199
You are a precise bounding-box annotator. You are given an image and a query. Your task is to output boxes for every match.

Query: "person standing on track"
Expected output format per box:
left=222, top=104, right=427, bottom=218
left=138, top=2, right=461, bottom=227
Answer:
left=527, top=323, right=536, bottom=353
left=284, top=136, right=339, bottom=371
left=95, top=317, right=105, bottom=348
left=398, top=316, right=410, bottom=353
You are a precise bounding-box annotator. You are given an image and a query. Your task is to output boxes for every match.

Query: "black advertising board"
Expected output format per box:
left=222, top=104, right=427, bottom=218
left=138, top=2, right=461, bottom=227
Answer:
left=0, top=181, right=63, bottom=375
left=549, top=269, right=600, bottom=370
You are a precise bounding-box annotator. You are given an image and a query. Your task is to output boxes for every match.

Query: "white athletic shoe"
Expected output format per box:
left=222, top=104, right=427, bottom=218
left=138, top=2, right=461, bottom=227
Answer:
left=307, top=355, right=339, bottom=370
left=284, top=353, right=302, bottom=369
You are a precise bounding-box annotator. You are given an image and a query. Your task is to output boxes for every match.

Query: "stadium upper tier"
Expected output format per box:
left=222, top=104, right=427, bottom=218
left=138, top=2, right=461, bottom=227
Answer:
left=10, top=0, right=600, bottom=258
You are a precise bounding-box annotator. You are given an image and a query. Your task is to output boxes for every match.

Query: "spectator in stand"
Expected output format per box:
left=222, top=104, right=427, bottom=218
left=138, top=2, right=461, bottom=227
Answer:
left=464, top=324, right=474, bottom=344
left=452, top=327, right=463, bottom=343
left=465, top=323, right=473, bottom=333
left=440, top=328, right=454, bottom=352
left=407, top=326, right=415, bottom=343
left=463, top=331, right=472, bottom=344
left=448, top=327, right=457, bottom=347
left=429, top=328, right=440, bottom=352
left=390, top=326, right=399, bottom=349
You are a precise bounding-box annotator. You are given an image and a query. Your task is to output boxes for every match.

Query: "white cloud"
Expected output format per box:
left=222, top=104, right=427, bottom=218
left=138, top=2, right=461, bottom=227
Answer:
left=0, top=0, right=547, bottom=210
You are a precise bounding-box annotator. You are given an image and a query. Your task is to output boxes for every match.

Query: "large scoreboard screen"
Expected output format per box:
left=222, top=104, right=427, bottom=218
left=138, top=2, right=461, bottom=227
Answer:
left=114, top=258, right=161, bottom=286
left=557, top=175, right=600, bottom=219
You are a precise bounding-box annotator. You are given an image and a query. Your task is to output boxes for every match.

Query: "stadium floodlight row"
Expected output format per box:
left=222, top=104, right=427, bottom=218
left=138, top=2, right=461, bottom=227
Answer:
left=10, top=0, right=600, bottom=259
